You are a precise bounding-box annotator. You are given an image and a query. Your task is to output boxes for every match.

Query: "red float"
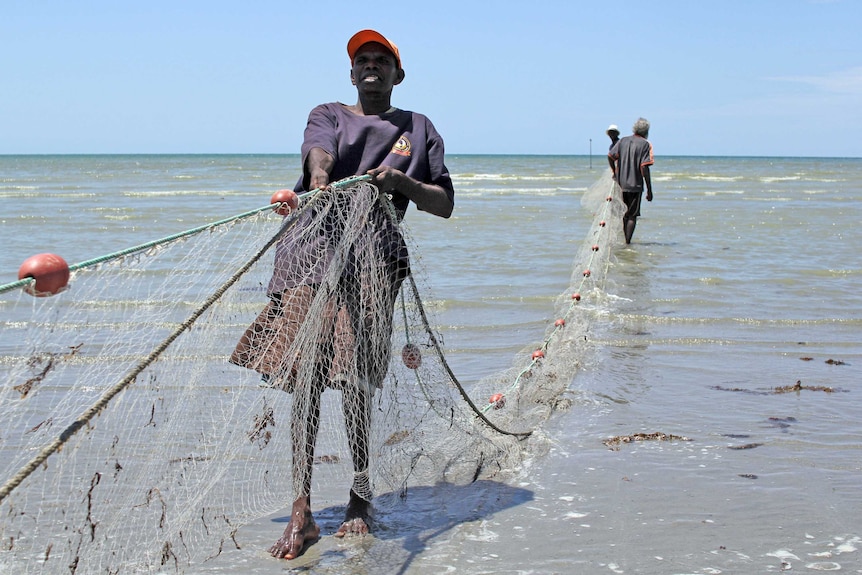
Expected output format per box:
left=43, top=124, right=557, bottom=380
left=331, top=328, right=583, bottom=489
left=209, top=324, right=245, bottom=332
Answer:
left=489, top=393, right=505, bottom=409
left=592, top=244, right=599, bottom=251
left=599, top=221, right=606, bottom=227
left=572, top=293, right=581, bottom=301
left=583, top=269, right=591, bottom=277
left=18, top=253, right=70, bottom=297
left=531, top=349, right=545, bottom=360
left=401, top=343, right=422, bottom=369
left=554, top=318, right=565, bottom=327
left=270, top=189, right=300, bottom=215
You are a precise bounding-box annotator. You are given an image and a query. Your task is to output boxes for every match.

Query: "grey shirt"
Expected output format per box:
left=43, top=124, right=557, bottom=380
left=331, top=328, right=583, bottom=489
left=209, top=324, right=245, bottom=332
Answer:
left=609, top=135, right=654, bottom=193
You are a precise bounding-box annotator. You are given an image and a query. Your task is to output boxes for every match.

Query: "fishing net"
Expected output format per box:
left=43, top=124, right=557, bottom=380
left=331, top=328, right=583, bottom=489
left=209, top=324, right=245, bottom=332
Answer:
left=0, top=176, right=622, bottom=574
left=467, top=169, right=625, bottom=426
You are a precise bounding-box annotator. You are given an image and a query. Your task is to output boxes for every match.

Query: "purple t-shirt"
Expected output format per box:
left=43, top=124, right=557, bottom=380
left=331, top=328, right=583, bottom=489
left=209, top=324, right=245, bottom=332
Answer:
left=268, top=103, right=454, bottom=294
left=295, top=102, right=454, bottom=217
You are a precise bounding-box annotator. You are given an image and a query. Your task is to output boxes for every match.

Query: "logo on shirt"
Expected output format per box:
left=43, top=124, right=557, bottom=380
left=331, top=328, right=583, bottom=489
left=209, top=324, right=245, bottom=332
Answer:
left=391, top=135, right=412, bottom=157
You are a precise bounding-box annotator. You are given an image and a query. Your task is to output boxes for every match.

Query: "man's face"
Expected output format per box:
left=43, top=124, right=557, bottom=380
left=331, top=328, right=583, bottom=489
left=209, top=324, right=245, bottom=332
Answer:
left=350, top=42, right=404, bottom=93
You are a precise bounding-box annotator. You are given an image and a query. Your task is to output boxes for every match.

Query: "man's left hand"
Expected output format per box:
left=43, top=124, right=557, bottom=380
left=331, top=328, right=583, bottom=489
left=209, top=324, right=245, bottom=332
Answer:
left=367, top=165, right=405, bottom=193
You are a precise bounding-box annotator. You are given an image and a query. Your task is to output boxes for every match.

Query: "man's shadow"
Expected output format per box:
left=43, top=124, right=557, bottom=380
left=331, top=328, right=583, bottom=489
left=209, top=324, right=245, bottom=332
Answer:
left=273, top=479, right=534, bottom=574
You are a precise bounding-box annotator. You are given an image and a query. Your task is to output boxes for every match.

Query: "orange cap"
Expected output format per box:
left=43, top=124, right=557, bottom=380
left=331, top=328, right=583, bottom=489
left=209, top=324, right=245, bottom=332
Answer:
left=347, top=29, right=401, bottom=68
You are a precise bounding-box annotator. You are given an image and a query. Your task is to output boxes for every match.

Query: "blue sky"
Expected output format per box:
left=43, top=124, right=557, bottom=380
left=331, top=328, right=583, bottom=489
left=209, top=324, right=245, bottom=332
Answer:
left=3, top=0, right=860, bottom=157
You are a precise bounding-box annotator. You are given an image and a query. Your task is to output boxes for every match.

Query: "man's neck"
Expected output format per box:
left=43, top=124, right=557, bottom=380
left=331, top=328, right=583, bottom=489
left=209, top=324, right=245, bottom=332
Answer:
left=352, top=93, right=394, bottom=116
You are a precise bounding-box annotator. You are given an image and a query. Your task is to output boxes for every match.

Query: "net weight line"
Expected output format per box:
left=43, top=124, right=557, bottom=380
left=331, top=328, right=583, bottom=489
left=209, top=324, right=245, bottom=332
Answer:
left=401, top=272, right=532, bottom=439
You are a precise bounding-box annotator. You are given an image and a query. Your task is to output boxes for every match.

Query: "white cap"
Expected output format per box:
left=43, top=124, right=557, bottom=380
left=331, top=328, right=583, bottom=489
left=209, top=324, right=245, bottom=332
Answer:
left=606, top=124, right=620, bottom=135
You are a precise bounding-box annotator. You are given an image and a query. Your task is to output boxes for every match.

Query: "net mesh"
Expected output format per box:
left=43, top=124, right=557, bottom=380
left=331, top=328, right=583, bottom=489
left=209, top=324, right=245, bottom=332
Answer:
left=0, top=176, right=622, bottom=573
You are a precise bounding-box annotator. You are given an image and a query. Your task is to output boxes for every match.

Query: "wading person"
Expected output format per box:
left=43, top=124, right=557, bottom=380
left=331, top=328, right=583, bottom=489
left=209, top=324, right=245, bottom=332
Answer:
left=609, top=118, right=654, bottom=244
left=606, top=124, right=620, bottom=172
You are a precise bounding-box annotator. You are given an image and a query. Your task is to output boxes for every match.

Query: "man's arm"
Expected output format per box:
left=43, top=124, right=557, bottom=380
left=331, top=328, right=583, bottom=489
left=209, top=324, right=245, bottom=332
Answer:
left=304, top=147, right=335, bottom=190
left=607, top=154, right=617, bottom=177
left=367, top=165, right=454, bottom=218
left=608, top=142, right=620, bottom=181
left=643, top=165, right=653, bottom=201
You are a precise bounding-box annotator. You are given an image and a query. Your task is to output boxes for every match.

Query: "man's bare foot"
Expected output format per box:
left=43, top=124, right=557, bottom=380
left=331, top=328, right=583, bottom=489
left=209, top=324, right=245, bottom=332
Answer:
left=334, top=491, right=372, bottom=538
left=270, top=498, right=320, bottom=560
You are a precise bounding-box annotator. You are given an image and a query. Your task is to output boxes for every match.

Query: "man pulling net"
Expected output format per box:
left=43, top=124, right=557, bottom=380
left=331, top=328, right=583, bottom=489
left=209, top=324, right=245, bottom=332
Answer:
left=231, top=29, right=455, bottom=560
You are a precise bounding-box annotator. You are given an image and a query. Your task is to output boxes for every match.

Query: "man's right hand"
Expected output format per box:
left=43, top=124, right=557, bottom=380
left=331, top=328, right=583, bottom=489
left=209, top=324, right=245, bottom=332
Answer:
left=309, top=168, right=330, bottom=190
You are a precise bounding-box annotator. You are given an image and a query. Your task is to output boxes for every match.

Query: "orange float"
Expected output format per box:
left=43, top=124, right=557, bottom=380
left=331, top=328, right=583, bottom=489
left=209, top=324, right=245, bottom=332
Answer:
left=18, top=253, right=70, bottom=297
left=270, top=189, right=299, bottom=215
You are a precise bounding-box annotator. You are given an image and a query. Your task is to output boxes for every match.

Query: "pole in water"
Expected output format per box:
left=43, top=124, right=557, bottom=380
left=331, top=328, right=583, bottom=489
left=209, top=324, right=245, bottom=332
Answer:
left=589, top=138, right=592, bottom=169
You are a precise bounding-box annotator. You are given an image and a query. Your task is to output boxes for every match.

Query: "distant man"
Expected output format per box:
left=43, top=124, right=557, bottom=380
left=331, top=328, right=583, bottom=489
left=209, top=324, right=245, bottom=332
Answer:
left=609, top=118, right=654, bottom=244
left=605, top=124, right=620, bottom=172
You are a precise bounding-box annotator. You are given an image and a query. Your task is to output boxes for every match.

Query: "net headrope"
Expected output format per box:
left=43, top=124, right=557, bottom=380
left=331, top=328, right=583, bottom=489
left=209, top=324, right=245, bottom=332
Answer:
left=0, top=173, right=622, bottom=573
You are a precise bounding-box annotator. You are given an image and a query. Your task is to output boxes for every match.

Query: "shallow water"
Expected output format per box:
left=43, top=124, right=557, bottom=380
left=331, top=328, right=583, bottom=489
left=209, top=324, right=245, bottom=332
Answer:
left=1, top=154, right=860, bottom=573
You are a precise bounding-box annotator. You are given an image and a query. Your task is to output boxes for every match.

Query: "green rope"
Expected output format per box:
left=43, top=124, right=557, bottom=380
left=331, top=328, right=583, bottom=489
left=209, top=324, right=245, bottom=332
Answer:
left=0, top=204, right=276, bottom=296
left=70, top=205, right=277, bottom=272
left=0, top=176, right=372, bottom=296
left=0, top=276, right=34, bottom=294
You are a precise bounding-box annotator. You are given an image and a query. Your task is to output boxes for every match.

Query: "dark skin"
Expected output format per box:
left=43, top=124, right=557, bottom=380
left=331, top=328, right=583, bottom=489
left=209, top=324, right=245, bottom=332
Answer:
left=269, top=41, right=453, bottom=561
left=607, top=130, right=620, bottom=172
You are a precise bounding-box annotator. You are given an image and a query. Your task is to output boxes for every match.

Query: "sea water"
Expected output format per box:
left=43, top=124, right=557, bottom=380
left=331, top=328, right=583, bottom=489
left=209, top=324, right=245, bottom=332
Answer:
left=1, top=154, right=860, bottom=573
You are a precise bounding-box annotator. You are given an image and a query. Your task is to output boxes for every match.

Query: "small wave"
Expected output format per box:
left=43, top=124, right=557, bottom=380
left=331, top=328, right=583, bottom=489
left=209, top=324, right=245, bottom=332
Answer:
left=0, top=191, right=97, bottom=199
left=454, top=187, right=577, bottom=196
left=804, top=561, right=841, bottom=571
left=767, top=549, right=800, bottom=561
left=122, top=189, right=258, bottom=197
left=742, top=195, right=793, bottom=201
left=654, top=172, right=743, bottom=182
left=452, top=173, right=575, bottom=182
left=689, top=175, right=744, bottom=182
left=798, top=268, right=859, bottom=278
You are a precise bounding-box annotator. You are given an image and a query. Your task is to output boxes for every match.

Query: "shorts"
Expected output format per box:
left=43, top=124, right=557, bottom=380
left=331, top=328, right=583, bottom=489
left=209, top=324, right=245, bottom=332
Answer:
left=230, top=263, right=406, bottom=393
left=622, top=190, right=643, bottom=219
